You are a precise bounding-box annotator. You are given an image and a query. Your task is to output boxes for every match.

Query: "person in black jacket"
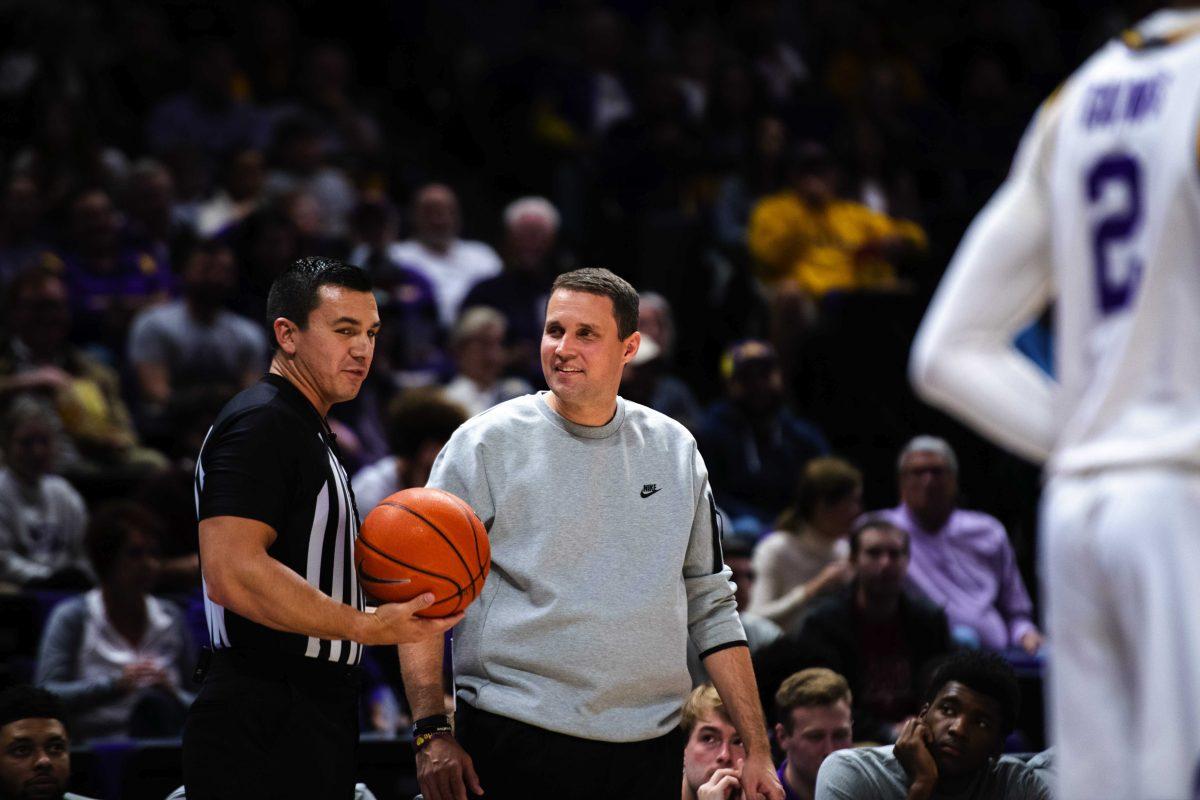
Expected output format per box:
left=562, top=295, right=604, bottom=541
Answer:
left=758, top=517, right=951, bottom=744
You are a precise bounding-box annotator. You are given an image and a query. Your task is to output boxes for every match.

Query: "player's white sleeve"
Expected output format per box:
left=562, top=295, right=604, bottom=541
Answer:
left=910, top=107, right=1059, bottom=463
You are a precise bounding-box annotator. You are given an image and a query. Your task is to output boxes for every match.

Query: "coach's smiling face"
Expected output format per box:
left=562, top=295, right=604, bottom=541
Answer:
left=541, top=288, right=639, bottom=426
left=280, top=285, right=380, bottom=414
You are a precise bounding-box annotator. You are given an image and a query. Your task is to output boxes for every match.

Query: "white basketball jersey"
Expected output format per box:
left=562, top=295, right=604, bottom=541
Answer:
left=1046, top=10, right=1200, bottom=473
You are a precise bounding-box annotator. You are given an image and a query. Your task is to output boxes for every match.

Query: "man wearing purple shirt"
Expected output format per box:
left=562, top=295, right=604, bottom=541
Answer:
left=876, top=436, right=1043, bottom=654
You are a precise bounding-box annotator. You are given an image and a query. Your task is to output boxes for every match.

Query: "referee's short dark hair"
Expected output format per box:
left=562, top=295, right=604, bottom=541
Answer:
left=550, top=268, right=639, bottom=339
left=266, top=256, right=373, bottom=349
left=0, top=685, right=68, bottom=734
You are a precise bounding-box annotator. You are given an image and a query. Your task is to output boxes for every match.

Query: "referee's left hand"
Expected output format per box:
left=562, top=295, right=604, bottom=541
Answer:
left=359, top=594, right=464, bottom=645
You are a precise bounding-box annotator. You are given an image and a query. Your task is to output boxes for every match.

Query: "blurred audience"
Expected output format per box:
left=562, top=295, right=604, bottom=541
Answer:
left=0, top=175, right=51, bottom=288
left=696, top=340, right=828, bottom=538
left=461, top=196, right=567, bottom=382
left=443, top=307, right=531, bottom=417
left=347, top=196, right=444, bottom=385
left=681, top=683, right=746, bottom=800
left=620, top=334, right=701, bottom=431
left=351, top=390, right=468, bottom=521
left=773, top=668, right=853, bottom=800
left=747, top=141, right=925, bottom=299
left=760, top=518, right=951, bottom=745
left=749, top=457, right=860, bottom=631
left=146, top=39, right=268, bottom=171
left=391, top=183, right=502, bottom=328
left=57, top=188, right=175, bottom=361
left=876, top=436, right=1042, bottom=654
left=0, top=399, right=90, bottom=589
left=264, top=115, right=357, bottom=238
left=126, top=240, right=267, bottom=417
left=35, top=502, right=194, bottom=741
left=0, top=267, right=165, bottom=487
left=194, top=148, right=267, bottom=238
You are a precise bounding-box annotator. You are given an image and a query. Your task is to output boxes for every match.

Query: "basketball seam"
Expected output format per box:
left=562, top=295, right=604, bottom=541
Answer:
left=356, top=534, right=464, bottom=591
left=380, top=500, right=476, bottom=583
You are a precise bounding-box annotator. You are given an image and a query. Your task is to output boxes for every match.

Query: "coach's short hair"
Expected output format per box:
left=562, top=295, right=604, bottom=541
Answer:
left=0, top=685, right=68, bottom=733
left=924, top=650, right=1020, bottom=734
left=265, top=256, right=372, bottom=349
left=898, top=435, right=959, bottom=475
left=681, top=684, right=731, bottom=737
left=550, top=268, right=639, bottom=339
left=775, top=668, right=852, bottom=732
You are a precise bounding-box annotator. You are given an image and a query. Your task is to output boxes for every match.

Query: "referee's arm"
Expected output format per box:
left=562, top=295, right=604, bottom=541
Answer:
left=200, top=516, right=462, bottom=645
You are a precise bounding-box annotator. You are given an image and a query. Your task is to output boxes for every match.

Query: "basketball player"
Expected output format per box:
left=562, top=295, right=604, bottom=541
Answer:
left=910, top=6, right=1200, bottom=798
left=398, top=268, right=783, bottom=800
left=183, top=257, right=461, bottom=799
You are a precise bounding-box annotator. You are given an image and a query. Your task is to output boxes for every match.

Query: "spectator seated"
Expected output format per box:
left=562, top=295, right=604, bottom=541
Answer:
left=696, top=340, right=828, bottom=538
left=442, top=307, right=531, bottom=417
left=874, top=436, right=1043, bottom=655
left=35, top=503, right=194, bottom=742
left=814, top=651, right=1050, bottom=800
left=0, top=399, right=91, bottom=590
left=759, top=519, right=951, bottom=745
left=748, top=457, right=860, bottom=632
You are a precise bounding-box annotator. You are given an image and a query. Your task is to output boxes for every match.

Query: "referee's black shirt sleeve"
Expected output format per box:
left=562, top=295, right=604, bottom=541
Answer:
left=198, top=407, right=294, bottom=531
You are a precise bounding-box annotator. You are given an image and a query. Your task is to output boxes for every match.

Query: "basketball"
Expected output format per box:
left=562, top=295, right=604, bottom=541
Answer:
left=355, top=487, right=491, bottom=618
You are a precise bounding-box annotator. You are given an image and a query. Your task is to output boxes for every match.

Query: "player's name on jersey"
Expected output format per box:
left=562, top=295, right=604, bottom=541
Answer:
left=1083, top=73, right=1168, bottom=130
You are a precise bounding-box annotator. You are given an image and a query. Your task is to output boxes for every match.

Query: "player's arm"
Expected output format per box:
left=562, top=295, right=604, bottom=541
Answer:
left=909, top=102, right=1061, bottom=463
left=704, top=646, right=784, bottom=800
left=200, top=516, right=459, bottom=644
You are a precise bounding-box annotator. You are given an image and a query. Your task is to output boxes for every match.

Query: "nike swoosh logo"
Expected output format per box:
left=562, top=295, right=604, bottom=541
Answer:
left=641, top=487, right=662, bottom=498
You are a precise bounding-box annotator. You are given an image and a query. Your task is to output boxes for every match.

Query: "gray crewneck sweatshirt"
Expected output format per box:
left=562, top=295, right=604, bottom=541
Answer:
left=429, top=392, right=745, bottom=742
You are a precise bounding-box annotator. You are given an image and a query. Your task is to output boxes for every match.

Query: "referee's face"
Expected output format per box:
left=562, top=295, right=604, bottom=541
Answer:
left=295, top=285, right=380, bottom=408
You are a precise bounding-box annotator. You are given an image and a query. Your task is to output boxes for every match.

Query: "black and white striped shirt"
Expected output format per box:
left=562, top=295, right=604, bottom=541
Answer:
left=195, top=373, right=365, bottom=665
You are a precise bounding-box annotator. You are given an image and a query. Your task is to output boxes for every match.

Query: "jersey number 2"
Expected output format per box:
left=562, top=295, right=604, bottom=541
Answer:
left=1087, top=152, right=1143, bottom=314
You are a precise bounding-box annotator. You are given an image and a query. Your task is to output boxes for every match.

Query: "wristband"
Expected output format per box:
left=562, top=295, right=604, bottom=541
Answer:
left=414, top=729, right=452, bottom=751
left=412, top=714, right=453, bottom=752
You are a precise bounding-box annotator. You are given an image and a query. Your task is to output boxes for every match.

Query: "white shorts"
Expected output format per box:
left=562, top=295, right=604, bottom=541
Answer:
left=1042, top=468, right=1200, bottom=800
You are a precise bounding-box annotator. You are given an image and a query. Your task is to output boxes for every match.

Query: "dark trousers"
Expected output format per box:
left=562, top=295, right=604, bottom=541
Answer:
left=182, top=649, right=361, bottom=800
left=456, top=702, right=684, bottom=800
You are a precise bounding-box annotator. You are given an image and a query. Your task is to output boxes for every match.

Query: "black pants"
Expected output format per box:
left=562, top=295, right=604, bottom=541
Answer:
left=182, top=649, right=361, bottom=800
left=456, top=702, right=684, bottom=800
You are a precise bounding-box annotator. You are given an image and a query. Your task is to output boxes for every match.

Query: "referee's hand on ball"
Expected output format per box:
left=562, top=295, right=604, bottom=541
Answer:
left=357, top=593, right=464, bottom=645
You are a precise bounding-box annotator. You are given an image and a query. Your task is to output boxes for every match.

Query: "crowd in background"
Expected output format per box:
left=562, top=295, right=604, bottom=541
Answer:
left=0, top=0, right=1146, bottom=790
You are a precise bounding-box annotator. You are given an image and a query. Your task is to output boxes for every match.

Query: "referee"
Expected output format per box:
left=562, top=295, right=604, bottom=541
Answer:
left=182, top=257, right=462, bottom=799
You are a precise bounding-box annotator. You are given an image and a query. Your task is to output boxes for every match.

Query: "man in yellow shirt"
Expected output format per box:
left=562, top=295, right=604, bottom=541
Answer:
left=748, top=142, right=926, bottom=298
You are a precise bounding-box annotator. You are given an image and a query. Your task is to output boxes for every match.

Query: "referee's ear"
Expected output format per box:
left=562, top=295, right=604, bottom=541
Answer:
left=274, top=317, right=300, bottom=355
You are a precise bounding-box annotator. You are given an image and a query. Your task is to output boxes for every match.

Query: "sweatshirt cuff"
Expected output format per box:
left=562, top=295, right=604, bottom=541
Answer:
left=698, top=640, right=749, bottom=660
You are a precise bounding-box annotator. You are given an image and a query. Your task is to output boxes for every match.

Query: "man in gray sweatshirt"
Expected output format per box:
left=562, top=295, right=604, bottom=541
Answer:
left=398, top=268, right=783, bottom=800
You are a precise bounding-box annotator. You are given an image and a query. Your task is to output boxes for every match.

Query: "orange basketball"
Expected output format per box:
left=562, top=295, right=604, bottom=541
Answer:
left=355, top=487, right=491, bottom=618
